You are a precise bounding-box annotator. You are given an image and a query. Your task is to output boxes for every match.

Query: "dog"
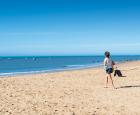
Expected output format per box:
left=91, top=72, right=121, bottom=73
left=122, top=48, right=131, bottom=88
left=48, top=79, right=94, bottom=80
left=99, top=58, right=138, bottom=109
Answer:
left=114, top=67, right=123, bottom=77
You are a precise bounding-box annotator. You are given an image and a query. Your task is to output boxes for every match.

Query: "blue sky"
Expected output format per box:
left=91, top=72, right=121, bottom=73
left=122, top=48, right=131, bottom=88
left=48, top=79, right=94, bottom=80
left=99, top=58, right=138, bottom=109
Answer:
left=0, top=0, right=140, bottom=56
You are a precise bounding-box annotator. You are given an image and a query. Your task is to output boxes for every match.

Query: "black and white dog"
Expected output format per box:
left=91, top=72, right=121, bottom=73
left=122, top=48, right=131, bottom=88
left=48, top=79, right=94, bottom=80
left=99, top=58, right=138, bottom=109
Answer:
left=114, top=67, right=123, bottom=77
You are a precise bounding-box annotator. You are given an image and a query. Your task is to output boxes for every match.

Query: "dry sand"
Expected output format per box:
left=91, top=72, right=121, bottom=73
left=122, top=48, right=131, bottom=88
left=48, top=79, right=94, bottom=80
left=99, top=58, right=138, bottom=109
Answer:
left=1, top=61, right=140, bottom=115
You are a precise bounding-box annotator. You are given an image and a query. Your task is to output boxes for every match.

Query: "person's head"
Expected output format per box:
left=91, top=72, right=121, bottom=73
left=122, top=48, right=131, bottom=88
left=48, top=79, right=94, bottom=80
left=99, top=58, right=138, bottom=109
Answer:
left=105, top=51, right=110, bottom=58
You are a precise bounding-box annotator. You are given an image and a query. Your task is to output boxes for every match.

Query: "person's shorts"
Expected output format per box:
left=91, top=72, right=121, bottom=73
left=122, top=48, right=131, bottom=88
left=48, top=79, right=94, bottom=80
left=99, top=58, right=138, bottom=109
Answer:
left=106, top=68, right=113, bottom=74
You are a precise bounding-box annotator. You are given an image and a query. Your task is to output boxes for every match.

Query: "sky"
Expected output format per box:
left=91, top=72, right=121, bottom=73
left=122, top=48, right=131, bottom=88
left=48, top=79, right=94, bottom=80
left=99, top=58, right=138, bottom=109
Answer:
left=0, top=0, right=140, bottom=56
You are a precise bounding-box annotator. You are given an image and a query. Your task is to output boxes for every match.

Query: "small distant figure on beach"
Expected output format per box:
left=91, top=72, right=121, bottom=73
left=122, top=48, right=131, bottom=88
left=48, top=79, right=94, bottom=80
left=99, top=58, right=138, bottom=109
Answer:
left=104, top=51, right=116, bottom=89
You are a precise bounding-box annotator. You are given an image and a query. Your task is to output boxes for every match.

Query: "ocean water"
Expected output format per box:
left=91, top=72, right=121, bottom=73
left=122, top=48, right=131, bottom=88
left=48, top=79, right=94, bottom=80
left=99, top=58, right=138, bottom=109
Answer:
left=0, top=55, right=140, bottom=76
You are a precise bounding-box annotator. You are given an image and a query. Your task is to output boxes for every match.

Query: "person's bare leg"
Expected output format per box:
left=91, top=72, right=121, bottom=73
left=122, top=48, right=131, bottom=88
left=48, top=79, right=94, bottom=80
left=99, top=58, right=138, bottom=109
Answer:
left=105, top=75, right=108, bottom=88
left=109, top=74, right=116, bottom=89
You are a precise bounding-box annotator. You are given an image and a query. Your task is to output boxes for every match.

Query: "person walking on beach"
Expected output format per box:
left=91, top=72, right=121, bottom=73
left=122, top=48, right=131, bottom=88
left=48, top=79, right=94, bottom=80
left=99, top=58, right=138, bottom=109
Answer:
left=104, top=51, right=116, bottom=89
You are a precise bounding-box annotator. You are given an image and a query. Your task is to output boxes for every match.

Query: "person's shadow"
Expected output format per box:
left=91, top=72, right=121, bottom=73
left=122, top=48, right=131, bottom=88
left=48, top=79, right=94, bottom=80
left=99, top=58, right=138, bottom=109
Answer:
left=115, top=75, right=127, bottom=77
left=116, top=75, right=140, bottom=89
left=113, top=69, right=140, bottom=89
left=119, top=85, right=140, bottom=89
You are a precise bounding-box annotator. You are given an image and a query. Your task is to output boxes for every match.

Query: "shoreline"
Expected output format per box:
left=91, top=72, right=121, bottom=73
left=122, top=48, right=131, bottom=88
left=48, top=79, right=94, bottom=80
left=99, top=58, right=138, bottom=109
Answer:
left=0, top=55, right=140, bottom=77
left=1, top=60, right=139, bottom=78
left=0, top=62, right=103, bottom=77
left=0, top=60, right=134, bottom=78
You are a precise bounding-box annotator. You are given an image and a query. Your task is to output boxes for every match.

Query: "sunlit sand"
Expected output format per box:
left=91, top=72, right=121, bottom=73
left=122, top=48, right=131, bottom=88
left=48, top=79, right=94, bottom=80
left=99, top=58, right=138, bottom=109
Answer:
left=0, top=61, right=140, bottom=114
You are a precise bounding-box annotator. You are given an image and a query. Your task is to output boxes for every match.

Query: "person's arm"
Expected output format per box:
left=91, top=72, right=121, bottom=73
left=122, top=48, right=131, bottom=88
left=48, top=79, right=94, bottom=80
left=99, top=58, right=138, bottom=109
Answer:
left=112, top=60, right=115, bottom=66
left=104, top=59, right=107, bottom=70
left=104, top=59, right=106, bottom=66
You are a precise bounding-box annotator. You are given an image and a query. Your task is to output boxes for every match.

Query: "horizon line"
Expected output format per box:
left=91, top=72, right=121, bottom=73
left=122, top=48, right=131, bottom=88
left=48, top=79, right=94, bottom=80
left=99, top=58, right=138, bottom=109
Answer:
left=0, top=54, right=140, bottom=57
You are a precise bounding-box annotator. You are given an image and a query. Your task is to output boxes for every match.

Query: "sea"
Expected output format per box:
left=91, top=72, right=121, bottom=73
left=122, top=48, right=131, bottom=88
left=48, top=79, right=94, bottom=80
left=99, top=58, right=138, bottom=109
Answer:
left=0, top=55, right=140, bottom=76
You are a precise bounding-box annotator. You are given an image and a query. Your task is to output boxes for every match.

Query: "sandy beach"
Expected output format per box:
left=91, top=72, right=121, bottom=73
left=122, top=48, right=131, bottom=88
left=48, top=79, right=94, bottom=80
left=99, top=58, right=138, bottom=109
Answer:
left=0, top=61, right=140, bottom=115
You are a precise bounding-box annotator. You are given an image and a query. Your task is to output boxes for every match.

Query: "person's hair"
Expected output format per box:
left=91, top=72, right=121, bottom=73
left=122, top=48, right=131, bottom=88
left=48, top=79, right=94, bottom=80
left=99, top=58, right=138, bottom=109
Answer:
left=105, top=51, right=110, bottom=58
